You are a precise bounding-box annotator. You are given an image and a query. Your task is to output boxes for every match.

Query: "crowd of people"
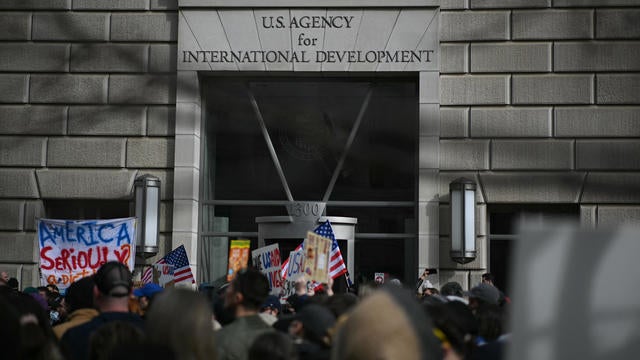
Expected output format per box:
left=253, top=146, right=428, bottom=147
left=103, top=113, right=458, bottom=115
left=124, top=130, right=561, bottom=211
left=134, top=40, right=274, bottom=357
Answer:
left=0, top=263, right=510, bottom=360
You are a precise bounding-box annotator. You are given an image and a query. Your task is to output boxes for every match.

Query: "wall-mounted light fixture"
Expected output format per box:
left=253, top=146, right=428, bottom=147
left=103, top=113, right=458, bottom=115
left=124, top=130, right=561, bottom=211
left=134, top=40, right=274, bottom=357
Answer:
left=450, top=177, right=476, bottom=264
left=134, top=174, right=160, bottom=257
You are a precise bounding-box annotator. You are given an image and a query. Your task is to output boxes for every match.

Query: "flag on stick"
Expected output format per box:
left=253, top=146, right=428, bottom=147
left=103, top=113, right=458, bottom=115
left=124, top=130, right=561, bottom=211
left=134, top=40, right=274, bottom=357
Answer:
left=142, top=245, right=195, bottom=284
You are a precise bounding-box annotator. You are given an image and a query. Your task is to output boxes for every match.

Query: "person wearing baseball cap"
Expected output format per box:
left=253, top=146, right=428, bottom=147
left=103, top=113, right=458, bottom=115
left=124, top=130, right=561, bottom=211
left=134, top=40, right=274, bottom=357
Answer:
left=60, top=261, right=143, bottom=360
left=465, top=283, right=500, bottom=311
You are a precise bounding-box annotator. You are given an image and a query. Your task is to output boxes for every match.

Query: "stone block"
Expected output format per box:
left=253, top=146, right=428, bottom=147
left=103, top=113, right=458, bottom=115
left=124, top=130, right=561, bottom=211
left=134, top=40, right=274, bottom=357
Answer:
left=440, top=43, right=468, bottom=74
left=555, top=106, right=640, bottom=137
left=111, top=13, right=178, bottom=42
left=596, top=9, right=640, bottom=39
left=0, top=43, right=69, bottom=72
left=174, top=135, right=200, bottom=168
left=0, top=75, right=28, bottom=103
left=471, top=43, right=551, bottom=73
left=36, top=169, right=136, bottom=199
left=418, top=201, right=439, bottom=236
left=439, top=204, right=487, bottom=236
left=555, top=42, right=640, bottom=72
left=577, top=140, right=640, bottom=170
left=147, top=106, right=176, bottom=136
left=470, top=0, right=550, bottom=8
left=513, top=10, right=592, bottom=40
left=173, top=167, right=199, bottom=201
left=597, top=206, right=640, bottom=227
left=68, top=106, right=145, bottom=136
left=512, top=75, right=593, bottom=105
left=420, top=72, right=439, bottom=104
left=420, top=104, right=440, bottom=137
left=160, top=201, right=173, bottom=233
left=480, top=172, right=584, bottom=203
left=441, top=0, right=467, bottom=9
left=126, top=138, right=175, bottom=168
left=140, top=170, right=173, bottom=200
left=554, top=0, right=640, bottom=6
left=33, top=12, right=109, bottom=41
left=109, top=75, right=176, bottom=104
left=172, top=200, right=198, bottom=232
left=150, top=0, right=178, bottom=10
left=0, top=233, right=36, bottom=263
left=471, top=107, right=551, bottom=137
left=582, top=173, right=640, bottom=203
left=441, top=75, right=510, bottom=105
left=0, top=13, right=31, bottom=40
left=439, top=236, right=487, bottom=270
left=580, top=205, right=597, bottom=228
left=149, top=44, right=177, bottom=73
left=30, top=75, right=107, bottom=104
left=24, top=200, right=44, bottom=231
left=175, top=102, right=200, bottom=136
left=419, top=136, right=439, bottom=169
left=438, top=270, right=469, bottom=291
left=440, top=11, right=509, bottom=41
left=492, top=140, right=573, bottom=170
left=71, top=44, right=148, bottom=72
left=0, top=137, right=46, bottom=167
left=419, top=169, right=439, bottom=202
left=441, top=107, right=468, bottom=138
left=439, top=172, right=485, bottom=204
left=47, top=137, right=126, bottom=168
left=597, top=74, right=640, bottom=104
left=0, top=169, right=39, bottom=198
left=72, top=0, right=149, bottom=9
left=418, top=234, right=439, bottom=270
left=0, top=201, right=24, bottom=231
left=439, top=140, right=489, bottom=170
left=0, top=106, right=67, bottom=135
left=0, top=1, right=69, bottom=9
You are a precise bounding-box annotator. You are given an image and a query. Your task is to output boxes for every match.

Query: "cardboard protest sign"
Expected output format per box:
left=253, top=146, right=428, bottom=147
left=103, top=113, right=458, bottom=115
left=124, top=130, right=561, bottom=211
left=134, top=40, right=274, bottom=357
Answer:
left=281, top=249, right=305, bottom=299
left=374, top=272, right=385, bottom=284
left=38, top=218, right=136, bottom=291
left=252, top=244, right=283, bottom=296
left=302, top=231, right=331, bottom=284
left=152, top=263, right=175, bottom=287
left=227, top=239, right=250, bottom=281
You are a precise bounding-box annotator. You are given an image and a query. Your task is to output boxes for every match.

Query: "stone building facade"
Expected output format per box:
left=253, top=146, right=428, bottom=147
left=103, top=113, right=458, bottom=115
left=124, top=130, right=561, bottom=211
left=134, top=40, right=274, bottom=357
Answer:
left=0, top=0, right=638, bottom=290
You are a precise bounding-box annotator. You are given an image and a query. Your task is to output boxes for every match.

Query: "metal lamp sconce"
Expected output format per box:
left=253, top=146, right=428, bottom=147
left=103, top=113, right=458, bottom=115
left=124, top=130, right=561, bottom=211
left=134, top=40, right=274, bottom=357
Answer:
left=449, top=177, right=477, bottom=264
left=134, top=174, right=160, bottom=257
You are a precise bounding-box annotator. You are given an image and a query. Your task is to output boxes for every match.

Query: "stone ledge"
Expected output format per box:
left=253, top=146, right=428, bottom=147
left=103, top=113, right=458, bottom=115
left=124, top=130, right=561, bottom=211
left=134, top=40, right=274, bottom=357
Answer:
left=480, top=172, right=585, bottom=203
left=35, top=169, right=136, bottom=199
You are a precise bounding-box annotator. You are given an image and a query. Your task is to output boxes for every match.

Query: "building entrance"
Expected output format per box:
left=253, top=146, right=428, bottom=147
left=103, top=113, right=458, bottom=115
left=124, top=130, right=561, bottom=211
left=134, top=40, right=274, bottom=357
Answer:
left=199, top=75, right=418, bottom=284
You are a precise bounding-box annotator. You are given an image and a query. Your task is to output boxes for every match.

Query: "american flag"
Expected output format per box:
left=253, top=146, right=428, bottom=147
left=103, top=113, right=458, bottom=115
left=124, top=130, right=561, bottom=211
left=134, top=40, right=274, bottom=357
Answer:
left=281, top=220, right=347, bottom=280
left=141, top=245, right=195, bottom=284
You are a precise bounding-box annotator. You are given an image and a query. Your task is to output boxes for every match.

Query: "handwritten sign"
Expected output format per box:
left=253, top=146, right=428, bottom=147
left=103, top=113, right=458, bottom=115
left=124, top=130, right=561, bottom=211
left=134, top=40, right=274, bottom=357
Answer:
left=152, top=264, right=175, bottom=287
left=302, top=232, right=331, bottom=284
left=252, top=244, right=283, bottom=296
left=38, top=218, right=136, bottom=291
left=282, top=249, right=305, bottom=299
left=227, top=239, right=250, bottom=281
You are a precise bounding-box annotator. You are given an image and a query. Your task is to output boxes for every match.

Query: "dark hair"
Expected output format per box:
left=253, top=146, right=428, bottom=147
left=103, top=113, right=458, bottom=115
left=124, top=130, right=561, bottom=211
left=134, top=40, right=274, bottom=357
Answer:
left=440, top=282, right=464, bottom=297
left=249, top=331, right=298, bottom=360
left=8, top=277, right=19, bottom=290
left=89, top=321, right=145, bottom=360
left=425, top=301, right=478, bottom=358
left=324, top=293, right=358, bottom=318
left=475, top=303, right=503, bottom=342
left=481, top=273, right=495, bottom=283
left=232, top=268, right=269, bottom=311
left=65, top=276, right=95, bottom=312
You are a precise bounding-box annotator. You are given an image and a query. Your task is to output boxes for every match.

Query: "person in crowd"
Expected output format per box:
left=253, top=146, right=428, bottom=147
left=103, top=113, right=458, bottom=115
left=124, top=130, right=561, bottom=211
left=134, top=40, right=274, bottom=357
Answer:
left=441, top=282, right=468, bottom=304
left=4, top=290, right=64, bottom=359
left=466, top=283, right=500, bottom=312
left=0, top=296, right=21, bottom=359
left=289, top=303, right=335, bottom=360
left=53, top=276, right=99, bottom=339
left=332, top=286, right=442, bottom=360
left=61, top=261, right=143, bottom=360
left=259, top=295, right=282, bottom=326
left=481, top=273, right=510, bottom=307
left=426, top=300, right=478, bottom=360
left=0, top=271, right=9, bottom=286
left=216, top=267, right=274, bottom=360
left=133, top=282, right=164, bottom=316
left=470, top=304, right=507, bottom=360
left=249, top=331, right=298, bottom=360
left=8, top=277, right=19, bottom=291
left=324, top=292, right=358, bottom=319
left=89, top=321, right=145, bottom=360
left=145, top=288, right=217, bottom=360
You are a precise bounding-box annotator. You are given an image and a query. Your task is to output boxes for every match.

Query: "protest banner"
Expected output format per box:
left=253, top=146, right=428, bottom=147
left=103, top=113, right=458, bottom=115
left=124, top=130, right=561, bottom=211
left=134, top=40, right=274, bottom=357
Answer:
left=374, top=272, right=385, bottom=284
left=38, top=218, right=136, bottom=291
left=302, top=231, right=331, bottom=284
left=252, top=244, right=283, bottom=296
left=281, top=249, right=305, bottom=299
left=227, top=239, right=250, bottom=281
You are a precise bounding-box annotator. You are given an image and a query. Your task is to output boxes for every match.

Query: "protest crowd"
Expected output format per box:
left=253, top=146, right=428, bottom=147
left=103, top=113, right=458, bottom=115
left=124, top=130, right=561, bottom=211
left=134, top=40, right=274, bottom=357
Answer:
left=0, top=261, right=510, bottom=360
